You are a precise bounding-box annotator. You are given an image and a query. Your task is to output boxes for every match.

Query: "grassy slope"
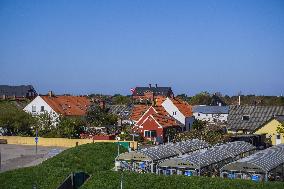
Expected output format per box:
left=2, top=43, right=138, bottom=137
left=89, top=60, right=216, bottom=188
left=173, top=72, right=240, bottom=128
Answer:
left=82, top=171, right=284, bottom=189
left=0, top=143, right=284, bottom=189
left=0, top=143, right=124, bottom=189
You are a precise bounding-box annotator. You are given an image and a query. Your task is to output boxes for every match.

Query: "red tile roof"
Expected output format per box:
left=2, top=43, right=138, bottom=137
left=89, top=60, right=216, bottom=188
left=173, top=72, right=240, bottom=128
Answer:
left=41, top=95, right=91, bottom=116
left=171, top=98, right=192, bottom=117
left=130, top=105, right=149, bottom=121
left=151, top=114, right=177, bottom=127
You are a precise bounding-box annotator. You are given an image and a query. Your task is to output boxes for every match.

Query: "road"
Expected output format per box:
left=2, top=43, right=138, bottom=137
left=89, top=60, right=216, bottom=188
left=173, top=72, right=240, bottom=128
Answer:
left=0, top=144, right=66, bottom=173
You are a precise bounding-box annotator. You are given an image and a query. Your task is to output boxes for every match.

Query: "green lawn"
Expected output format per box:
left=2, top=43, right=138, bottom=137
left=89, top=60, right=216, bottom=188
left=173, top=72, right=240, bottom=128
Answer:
left=0, top=143, right=125, bottom=189
left=0, top=143, right=284, bottom=189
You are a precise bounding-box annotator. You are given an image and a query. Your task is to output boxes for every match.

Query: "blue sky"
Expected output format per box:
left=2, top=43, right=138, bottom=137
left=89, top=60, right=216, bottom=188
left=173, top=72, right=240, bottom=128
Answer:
left=0, top=0, right=283, bottom=96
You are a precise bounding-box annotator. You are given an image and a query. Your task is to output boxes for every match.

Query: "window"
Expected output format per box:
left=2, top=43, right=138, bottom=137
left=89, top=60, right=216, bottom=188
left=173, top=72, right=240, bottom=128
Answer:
left=242, top=115, right=250, bottom=121
left=276, top=134, right=281, bottom=140
left=32, top=105, right=36, bottom=112
left=144, top=130, right=157, bottom=138
left=41, top=106, right=44, bottom=112
left=172, top=111, right=177, bottom=115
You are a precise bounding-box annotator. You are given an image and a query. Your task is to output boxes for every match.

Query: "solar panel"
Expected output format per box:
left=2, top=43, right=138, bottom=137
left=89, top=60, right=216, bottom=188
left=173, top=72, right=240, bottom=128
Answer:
left=222, top=144, right=284, bottom=172
left=159, top=141, right=256, bottom=169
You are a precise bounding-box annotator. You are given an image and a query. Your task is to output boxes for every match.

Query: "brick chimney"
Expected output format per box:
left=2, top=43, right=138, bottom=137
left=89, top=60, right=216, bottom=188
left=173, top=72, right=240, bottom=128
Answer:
left=99, top=100, right=106, bottom=109
left=48, top=91, right=54, bottom=97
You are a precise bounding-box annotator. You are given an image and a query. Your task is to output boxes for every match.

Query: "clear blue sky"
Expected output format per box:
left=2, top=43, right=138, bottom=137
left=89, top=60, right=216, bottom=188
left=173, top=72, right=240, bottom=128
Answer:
left=0, top=0, right=283, bottom=96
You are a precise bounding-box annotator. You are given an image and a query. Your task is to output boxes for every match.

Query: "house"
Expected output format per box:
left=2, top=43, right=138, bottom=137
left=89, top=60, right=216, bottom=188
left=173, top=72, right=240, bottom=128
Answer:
left=227, top=105, right=284, bottom=145
left=132, top=84, right=174, bottom=104
left=192, top=105, right=229, bottom=123
left=24, top=91, right=91, bottom=122
left=254, top=116, right=284, bottom=145
left=132, top=106, right=181, bottom=143
left=0, top=85, right=37, bottom=100
left=161, top=97, right=194, bottom=131
left=130, top=97, right=193, bottom=143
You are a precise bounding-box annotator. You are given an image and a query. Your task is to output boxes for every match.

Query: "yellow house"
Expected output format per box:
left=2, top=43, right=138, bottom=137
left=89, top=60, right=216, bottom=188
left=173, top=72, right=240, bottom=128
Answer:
left=227, top=106, right=284, bottom=145
left=254, top=117, right=284, bottom=145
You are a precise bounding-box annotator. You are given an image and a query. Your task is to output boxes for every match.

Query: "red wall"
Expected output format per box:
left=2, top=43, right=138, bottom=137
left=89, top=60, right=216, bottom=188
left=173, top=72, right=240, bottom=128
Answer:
left=136, top=107, right=156, bottom=125
left=139, top=116, right=164, bottom=140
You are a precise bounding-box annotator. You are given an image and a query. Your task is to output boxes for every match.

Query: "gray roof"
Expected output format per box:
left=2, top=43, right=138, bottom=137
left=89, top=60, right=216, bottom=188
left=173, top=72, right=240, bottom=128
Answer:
left=133, top=86, right=172, bottom=96
left=275, top=115, right=284, bottom=122
left=0, top=85, right=37, bottom=98
left=138, top=139, right=209, bottom=161
left=159, top=141, right=256, bottom=169
left=221, top=144, right=284, bottom=173
left=117, top=139, right=209, bottom=162
left=107, top=105, right=133, bottom=119
left=227, top=105, right=284, bottom=132
left=192, top=105, right=229, bottom=114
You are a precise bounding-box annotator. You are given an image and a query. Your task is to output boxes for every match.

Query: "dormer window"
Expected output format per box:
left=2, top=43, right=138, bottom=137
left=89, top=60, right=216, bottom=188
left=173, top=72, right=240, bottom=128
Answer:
left=242, top=115, right=250, bottom=121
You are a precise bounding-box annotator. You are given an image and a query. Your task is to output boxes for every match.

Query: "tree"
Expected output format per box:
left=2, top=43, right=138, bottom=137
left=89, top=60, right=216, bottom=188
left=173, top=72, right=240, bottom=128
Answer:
left=175, top=94, right=189, bottom=102
left=276, top=121, right=284, bottom=134
left=164, top=127, right=180, bottom=143
left=188, top=92, right=212, bottom=105
left=0, top=101, right=35, bottom=136
left=54, top=116, right=85, bottom=138
left=112, top=94, right=131, bottom=105
left=86, top=104, right=118, bottom=128
left=175, top=120, right=230, bottom=145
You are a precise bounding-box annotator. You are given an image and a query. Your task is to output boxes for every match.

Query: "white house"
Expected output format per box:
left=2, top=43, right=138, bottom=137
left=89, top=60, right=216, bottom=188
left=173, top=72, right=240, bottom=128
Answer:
left=161, top=97, right=194, bottom=131
left=192, top=105, right=229, bottom=123
left=24, top=92, right=91, bottom=123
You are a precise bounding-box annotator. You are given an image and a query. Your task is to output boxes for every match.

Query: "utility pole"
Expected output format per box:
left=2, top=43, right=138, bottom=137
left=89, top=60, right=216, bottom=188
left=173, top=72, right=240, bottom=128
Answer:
left=198, top=149, right=201, bottom=176
left=0, top=148, right=2, bottom=171
left=35, top=129, right=38, bottom=155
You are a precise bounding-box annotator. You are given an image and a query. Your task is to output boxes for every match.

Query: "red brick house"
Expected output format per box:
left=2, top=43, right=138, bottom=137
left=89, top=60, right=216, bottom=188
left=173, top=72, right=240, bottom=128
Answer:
left=131, top=106, right=181, bottom=143
left=131, top=84, right=174, bottom=104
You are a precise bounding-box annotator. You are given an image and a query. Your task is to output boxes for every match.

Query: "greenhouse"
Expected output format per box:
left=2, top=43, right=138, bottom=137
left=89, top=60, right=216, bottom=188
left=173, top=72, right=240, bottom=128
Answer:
left=220, top=144, right=284, bottom=182
left=157, top=141, right=256, bottom=177
left=115, top=139, right=209, bottom=173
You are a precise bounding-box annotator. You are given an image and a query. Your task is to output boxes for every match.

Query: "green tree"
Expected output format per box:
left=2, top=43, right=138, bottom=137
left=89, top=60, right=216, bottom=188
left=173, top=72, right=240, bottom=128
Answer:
left=112, top=94, right=131, bottom=105
left=276, top=121, right=284, bottom=134
left=54, top=116, right=85, bottom=138
left=0, top=101, right=35, bottom=136
left=175, top=120, right=230, bottom=145
left=189, top=92, right=212, bottom=105
left=86, top=104, right=118, bottom=128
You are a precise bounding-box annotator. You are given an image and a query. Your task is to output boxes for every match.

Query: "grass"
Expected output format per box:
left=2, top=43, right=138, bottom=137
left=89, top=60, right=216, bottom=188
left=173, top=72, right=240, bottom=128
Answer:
left=82, top=171, right=284, bottom=189
left=0, top=143, right=284, bottom=189
left=0, top=143, right=125, bottom=189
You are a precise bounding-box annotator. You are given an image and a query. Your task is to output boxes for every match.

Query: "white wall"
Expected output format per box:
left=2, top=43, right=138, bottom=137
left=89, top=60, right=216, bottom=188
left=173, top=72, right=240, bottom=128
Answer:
left=162, top=98, right=186, bottom=125
left=193, top=112, right=228, bottom=123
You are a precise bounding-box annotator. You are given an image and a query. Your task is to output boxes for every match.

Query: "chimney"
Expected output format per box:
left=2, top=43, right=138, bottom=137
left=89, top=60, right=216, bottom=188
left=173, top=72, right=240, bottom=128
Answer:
left=99, top=100, right=106, bottom=109
left=238, top=95, right=241, bottom=105
left=48, top=91, right=53, bottom=97
left=155, top=84, right=158, bottom=88
left=149, top=84, right=152, bottom=88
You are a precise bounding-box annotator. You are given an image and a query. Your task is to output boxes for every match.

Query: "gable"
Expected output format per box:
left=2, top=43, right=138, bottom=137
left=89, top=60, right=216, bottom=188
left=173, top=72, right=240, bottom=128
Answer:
left=255, top=119, right=283, bottom=135
left=136, top=107, right=157, bottom=125
left=141, top=115, right=162, bottom=130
